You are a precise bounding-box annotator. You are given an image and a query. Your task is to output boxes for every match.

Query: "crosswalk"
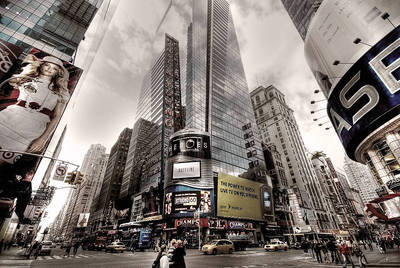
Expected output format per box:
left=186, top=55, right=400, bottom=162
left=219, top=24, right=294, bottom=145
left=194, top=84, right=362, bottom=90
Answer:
left=224, top=265, right=269, bottom=268
left=35, top=253, right=104, bottom=261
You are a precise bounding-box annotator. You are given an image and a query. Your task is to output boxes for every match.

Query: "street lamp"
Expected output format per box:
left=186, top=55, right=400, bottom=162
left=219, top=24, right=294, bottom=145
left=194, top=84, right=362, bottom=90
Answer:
left=311, top=108, right=325, bottom=114
left=353, top=38, right=372, bottom=47
left=332, top=60, right=354, bottom=65
left=381, top=12, right=396, bottom=28
left=310, top=100, right=326, bottom=104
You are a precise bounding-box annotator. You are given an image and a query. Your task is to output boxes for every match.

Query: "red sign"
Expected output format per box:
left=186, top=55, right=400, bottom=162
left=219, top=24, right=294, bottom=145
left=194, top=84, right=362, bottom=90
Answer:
left=174, top=218, right=208, bottom=228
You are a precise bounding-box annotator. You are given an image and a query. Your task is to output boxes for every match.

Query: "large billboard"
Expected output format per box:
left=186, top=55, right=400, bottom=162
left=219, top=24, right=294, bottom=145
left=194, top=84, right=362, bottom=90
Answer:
left=77, top=213, right=90, bottom=228
left=0, top=42, right=82, bottom=180
left=216, top=173, right=265, bottom=221
left=305, top=0, right=400, bottom=160
left=164, top=186, right=213, bottom=218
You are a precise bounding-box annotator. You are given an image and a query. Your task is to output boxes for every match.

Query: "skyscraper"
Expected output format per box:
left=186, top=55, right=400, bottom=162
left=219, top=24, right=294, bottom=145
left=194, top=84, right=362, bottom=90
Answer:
left=280, top=0, right=322, bottom=40
left=344, top=157, right=379, bottom=205
left=0, top=0, right=104, bottom=61
left=250, top=85, right=325, bottom=229
left=186, top=0, right=265, bottom=176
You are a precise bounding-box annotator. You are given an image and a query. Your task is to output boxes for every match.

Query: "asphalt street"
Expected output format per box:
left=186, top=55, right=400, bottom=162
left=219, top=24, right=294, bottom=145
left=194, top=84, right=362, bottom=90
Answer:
left=1, top=247, right=399, bottom=267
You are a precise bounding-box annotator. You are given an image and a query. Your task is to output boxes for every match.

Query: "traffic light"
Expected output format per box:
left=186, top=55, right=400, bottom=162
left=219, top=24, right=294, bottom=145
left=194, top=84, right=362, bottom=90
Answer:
left=74, top=172, right=84, bottom=185
left=65, top=171, right=77, bottom=184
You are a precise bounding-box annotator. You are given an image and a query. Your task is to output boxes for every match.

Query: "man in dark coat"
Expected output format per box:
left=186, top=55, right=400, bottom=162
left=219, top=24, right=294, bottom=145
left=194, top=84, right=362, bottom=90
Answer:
left=171, top=240, right=186, bottom=268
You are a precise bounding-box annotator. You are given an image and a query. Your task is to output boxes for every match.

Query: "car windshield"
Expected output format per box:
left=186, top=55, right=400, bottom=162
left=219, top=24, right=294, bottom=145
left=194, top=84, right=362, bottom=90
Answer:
left=209, top=241, right=219, bottom=245
left=42, top=242, right=52, bottom=245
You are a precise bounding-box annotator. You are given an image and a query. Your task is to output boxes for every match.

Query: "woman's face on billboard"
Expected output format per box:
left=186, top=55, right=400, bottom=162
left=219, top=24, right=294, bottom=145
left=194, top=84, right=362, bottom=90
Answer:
left=40, top=62, right=60, bottom=78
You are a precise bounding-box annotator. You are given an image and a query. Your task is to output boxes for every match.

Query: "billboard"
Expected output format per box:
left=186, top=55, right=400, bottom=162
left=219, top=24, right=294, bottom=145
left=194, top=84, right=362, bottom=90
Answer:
left=305, top=0, right=400, bottom=160
left=77, top=213, right=90, bottom=228
left=216, top=173, right=264, bottom=221
left=173, top=161, right=201, bottom=179
left=164, top=187, right=213, bottom=218
left=0, top=42, right=82, bottom=180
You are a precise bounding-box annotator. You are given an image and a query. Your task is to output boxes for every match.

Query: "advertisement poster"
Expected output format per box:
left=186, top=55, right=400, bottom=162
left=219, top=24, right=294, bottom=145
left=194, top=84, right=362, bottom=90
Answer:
left=164, top=187, right=213, bottom=217
left=0, top=43, right=82, bottom=180
left=216, top=173, right=264, bottom=221
left=77, top=213, right=90, bottom=228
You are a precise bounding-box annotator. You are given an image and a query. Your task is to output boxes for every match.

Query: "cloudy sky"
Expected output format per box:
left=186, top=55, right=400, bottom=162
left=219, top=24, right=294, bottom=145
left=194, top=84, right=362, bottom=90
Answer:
left=36, top=0, right=349, bottom=226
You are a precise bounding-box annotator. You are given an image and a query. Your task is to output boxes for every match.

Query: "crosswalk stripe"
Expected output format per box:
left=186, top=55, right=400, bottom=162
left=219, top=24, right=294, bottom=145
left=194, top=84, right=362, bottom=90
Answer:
left=78, top=254, right=89, bottom=258
left=43, top=256, right=53, bottom=260
left=53, top=255, right=62, bottom=259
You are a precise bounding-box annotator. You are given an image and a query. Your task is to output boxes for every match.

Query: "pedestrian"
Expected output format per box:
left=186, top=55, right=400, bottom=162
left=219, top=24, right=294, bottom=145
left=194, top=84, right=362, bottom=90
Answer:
left=73, top=241, right=80, bottom=256
left=339, top=241, right=354, bottom=268
left=367, top=240, right=373, bottom=251
left=152, top=245, right=167, bottom=268
left=327, top=239, right=338, bottom=263
left=353, top=243, right=367, bottom=268
left=27, top=241, right=39, bottom=259
left=34, top=242, right=42, bottom=259
left=171, top=240, right=186, bottom=268
left=314, top=241, right=323, bottom=263
left=167, top=239, right=177, bottom=265
left=64, top=242, right=72, bottom=257
left=321, top=241, right=329, bottom=262
left=379, top=238, right=386, bottom=254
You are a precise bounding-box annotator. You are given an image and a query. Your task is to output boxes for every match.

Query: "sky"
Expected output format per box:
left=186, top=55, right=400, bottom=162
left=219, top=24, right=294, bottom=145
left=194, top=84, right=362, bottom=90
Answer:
left=36, top=0, right=349, bottom=228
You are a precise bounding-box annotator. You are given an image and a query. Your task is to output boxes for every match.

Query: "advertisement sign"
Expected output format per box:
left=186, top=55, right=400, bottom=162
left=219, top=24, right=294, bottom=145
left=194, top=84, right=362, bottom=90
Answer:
left=53, top=164, right=68, bottom=181
left=173, top=161, right=201, bottom=179
left=0, top=41, right=23, bottom=81
left=0, top=44, right=82, bottom=179
left=174, top=218, right=208, bottom=228
left=327, top=27, right=400, bottom=159
left=216, top=173, right=264, bottom=221
left=168, top=131, right=211, bottom=159
left=138, top=229, right=151, bottom=249
left=77, top=213, right=90, bottom=228
left=164, top=187, right=213, bottom=218
left=387, top=178, right=400, bottom=192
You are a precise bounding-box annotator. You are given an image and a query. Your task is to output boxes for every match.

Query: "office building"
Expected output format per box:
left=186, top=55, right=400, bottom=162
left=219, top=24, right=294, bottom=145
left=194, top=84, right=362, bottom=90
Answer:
left=344, top=157, right=379, bottom=205
left=251, top=85, right=327, bottom=230
left=186, top=0, right=265, bottom=176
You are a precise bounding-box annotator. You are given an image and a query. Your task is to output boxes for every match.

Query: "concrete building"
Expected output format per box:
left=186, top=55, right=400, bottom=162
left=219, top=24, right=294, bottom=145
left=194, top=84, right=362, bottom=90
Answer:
left=344, top=157, right=379, bottom=205
left=90, top=128, right=132, bottom=232
left=250, top=85, right=327, bottom=231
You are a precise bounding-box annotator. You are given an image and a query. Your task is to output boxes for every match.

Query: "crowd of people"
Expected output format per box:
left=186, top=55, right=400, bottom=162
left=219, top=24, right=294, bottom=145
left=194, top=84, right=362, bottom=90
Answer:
left=152, top=239, right=186, bottom=268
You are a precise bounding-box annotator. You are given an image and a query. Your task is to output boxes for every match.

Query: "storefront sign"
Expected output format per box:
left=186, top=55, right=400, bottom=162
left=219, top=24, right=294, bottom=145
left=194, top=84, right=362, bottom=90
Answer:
left=173, top=161, right=201, bottom=179
left=174, top=218, right=208, bottom=228
left=216, top=173, right=264, bottom=221
left=228, top=221, right=253, bottom=230
left=208, top=219, right=227, bottom=229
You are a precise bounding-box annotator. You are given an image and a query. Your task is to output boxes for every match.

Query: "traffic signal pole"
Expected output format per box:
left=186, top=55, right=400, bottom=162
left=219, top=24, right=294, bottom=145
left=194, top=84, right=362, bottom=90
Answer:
left=0, top=149, right=80, bottom=169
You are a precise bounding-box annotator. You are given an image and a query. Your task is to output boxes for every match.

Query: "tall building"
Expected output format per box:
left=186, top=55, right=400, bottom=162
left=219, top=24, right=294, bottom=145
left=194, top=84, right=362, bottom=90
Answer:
left=280, top=0, right=322, bottom=40
left=0, top=0, right=104, bottom=61
left=251, top=85, right=327, bottom=230
left=91, top=128, right=131, bottom=231
left=344, top=157, right=379, bottom=205
left=185, top=0, right=265, bottom=176
left=62, top=144, right=108, bottom=237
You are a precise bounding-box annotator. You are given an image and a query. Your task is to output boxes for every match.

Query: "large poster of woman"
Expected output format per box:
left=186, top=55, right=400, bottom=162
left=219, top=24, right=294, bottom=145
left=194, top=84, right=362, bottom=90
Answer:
left=0, top=45, right=82, bottom=181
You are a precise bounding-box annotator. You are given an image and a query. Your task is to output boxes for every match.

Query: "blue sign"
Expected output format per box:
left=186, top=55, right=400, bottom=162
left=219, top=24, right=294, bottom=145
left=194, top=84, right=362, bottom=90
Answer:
left=138, top=229, right=151, bottom=249
left=328, top=26, right=400, bottom=160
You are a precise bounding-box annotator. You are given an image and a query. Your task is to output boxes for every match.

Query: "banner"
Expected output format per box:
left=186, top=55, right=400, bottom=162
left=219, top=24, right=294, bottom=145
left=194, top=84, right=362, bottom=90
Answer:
left=53, top=163, right=68, bottom=181
left=77, top=213, right=90, bottom=227
left=164, top=188, right=213, bottom=217
left=216, top=173, right=264, bottom=221
left=0, top=43, right=82, bottom=181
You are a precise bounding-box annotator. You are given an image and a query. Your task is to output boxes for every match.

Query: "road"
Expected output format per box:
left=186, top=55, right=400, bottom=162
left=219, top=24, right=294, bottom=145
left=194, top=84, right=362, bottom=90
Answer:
left=4, top=247, right=327, bottom=268
left=1, top=246, right=400, bottom=267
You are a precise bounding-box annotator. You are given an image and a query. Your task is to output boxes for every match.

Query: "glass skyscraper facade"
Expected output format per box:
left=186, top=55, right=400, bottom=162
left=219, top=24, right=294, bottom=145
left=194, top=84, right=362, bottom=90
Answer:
left=0, top=0, right=103, bottom=61
left=186, top=0, right=264, bottom=176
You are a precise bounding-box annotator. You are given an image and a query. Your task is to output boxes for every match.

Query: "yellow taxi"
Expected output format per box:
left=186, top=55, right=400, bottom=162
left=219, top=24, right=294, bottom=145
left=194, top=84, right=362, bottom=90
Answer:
left=201, top=239, right=234, bottom=255
left=264, top=240, right=288, bottom=251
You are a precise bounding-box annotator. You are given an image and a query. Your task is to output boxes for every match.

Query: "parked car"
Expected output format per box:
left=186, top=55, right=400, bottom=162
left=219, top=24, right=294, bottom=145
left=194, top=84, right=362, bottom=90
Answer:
left=40, top=241, right=53, bottom=255
left=264, top=241, right=288, bottom=251
left=105, top=241, right=126, bottom=253
left=201, top=239, right=234, bottom=255
left=290, top=242, right=301, bottom=249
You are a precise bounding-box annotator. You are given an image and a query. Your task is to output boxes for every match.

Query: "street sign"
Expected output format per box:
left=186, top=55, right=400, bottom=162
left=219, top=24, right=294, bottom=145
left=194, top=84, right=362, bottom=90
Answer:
left=53, top=164, right=68, bottom=181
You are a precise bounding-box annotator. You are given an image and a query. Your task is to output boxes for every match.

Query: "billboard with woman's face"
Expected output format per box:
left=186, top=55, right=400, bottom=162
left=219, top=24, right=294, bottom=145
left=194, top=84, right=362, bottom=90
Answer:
left=0, top=42, right=82, bottom=180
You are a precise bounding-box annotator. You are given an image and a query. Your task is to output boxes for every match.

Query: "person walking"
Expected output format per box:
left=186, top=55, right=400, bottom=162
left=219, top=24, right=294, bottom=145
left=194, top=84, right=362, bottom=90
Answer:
left=26, top=241, right=39, bottom=259
left=73, top=241, right=80, bottom=256
left=64, top=242, right=72, bottom=257
left=339, top=241, right=354, bottom=268
left=379, top=238, right=386, bottom=254
left=353, top=243, right=367, bottom=268
left=152, top=245, right=167, bottom=268
left=314, top=241, right=323, bottom=263
left=171, top=240, right=186, bottom=268
left=33, top=242, right=42, bottom=260
left=327, top=239, right=338, bottom=263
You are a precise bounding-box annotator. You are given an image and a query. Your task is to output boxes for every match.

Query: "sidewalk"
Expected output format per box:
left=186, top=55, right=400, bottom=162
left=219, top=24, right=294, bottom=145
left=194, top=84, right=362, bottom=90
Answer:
left=305, top=248, right=400, bottom=267
left=0, top=247, right=33, bottom=267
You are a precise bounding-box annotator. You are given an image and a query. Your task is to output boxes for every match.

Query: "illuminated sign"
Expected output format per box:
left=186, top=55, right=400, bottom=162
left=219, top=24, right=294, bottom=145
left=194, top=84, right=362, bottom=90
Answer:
left=387, top=178, right=400, bottom=192
left=164, top=188, right=213, bottom=217
left=216, top=173, right=264, bottom=221
left=173, top=161, right=201, bottom=179
left=327, top=27, right=400, bottom=159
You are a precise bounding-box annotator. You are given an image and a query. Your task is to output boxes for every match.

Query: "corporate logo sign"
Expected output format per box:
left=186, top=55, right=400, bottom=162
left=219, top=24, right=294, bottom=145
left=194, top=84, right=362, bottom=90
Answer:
left=173, top=161, right=201, bottom=179
left=327, top=27, right=400, bottom=159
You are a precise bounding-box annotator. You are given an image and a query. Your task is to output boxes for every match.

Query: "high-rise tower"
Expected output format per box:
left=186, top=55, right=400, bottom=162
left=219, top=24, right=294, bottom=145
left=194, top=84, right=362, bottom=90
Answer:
left=186, top=0, right=265, bottom=176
